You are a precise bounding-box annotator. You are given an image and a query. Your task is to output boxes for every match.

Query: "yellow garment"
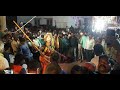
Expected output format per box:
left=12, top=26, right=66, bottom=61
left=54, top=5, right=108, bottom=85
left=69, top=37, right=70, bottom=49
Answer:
left=0, top=53, right=9, bottom=70
left=0, top=53, right=4, bottom=57
left=44, top=47, right=48, bottom=53
left=54, top=36, right=59, bottom=49
left=11, top=40, right=19, bottom=54
left=51, top=37, right=55, bottom=49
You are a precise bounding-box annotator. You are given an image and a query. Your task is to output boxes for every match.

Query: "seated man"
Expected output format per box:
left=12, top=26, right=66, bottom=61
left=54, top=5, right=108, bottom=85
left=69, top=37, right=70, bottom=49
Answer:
left=44, top=63, right=62, bottom=74
left=50, top=52, right=67, bottom=74
left=12, top=53, right=26, bottom=74
left=27, top=60, right=41, bottom=74
left=97, top=55, right=111, bottom=74
left=97, top=64, right=111, bottom=74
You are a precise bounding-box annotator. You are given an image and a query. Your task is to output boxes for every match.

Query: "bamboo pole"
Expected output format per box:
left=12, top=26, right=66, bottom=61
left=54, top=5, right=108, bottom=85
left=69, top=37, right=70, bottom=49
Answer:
left=13, top=20, right=51, bottom=63
left=12, top=16, right=36, bottom=33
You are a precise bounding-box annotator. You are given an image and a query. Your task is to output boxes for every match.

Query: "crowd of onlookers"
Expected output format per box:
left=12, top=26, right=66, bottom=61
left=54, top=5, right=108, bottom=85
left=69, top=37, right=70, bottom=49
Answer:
left=0, top=24, right=120, bottom=74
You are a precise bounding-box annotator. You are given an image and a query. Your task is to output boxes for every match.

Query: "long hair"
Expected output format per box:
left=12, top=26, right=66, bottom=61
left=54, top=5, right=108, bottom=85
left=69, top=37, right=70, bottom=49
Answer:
left=0, top=41, right=4, bottom=53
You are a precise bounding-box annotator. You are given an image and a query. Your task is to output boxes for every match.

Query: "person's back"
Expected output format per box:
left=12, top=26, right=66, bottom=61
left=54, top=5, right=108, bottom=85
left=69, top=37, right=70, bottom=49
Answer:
left=20, top=42, right=33, bottom=60
left=94, top=44, right=104, bottom=56
left=21, top=42, right=32, bottom=55
left=12, top=53, right=26, bottom=74
left=69, top=35, right=78, bottom=48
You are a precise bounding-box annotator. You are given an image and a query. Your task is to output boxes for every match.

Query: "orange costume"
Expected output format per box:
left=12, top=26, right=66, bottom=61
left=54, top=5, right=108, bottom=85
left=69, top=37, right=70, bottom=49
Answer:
left=39, top=46, right=53, bottom=74
left=39, top=33, right=54, bottom=74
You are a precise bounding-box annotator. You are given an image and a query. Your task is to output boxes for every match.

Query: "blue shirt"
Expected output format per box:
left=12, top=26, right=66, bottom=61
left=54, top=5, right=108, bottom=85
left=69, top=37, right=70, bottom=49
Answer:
left=20, top=43, right=33, bottom=60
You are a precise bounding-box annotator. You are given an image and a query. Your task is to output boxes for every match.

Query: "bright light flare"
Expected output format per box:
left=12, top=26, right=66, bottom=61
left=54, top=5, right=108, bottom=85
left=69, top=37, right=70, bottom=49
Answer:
left=93, top=19, right=106, bottom=33
left=92, top=16, right=117, bottom=33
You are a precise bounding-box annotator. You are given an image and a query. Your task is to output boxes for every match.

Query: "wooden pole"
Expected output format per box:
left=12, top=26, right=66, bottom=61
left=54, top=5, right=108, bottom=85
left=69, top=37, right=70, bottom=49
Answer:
left=13, top=20, right=51, bottom=63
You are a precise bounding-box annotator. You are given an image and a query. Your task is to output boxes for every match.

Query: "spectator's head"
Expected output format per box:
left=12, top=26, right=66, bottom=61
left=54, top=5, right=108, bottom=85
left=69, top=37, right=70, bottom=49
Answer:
left=27, top=60, right=41, bottom=74
left=50, top=52, right=59, bottom=63
left=99, top=55, right=109, bottom=65
left=82, top=62, right=96, bottom=72
left=98, top=64, right=111, bottom=74
left=4, top=43, right=11, bottom=52
left=98, top=55, right=111, bottom=73
left=41, top=35, right=44, bottom=39
left=0, top=41, right=4, bottom=53
left=71, top=65, right=89, bottom=74
left=19, top=37, right=25, bottom=44
left=14, top=53, right=25, bottom=66
left=84, top=32, right=88, bottom=36
left=88, top=33, right=93, bottom=39
left=12, top=35, right=18, bottom=41
left=44, top=63, right=61, bottom=74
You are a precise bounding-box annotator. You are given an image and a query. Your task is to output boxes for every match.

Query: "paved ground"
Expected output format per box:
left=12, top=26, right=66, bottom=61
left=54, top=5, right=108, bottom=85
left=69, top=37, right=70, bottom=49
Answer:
left=59, top=37, right=120, bottom=74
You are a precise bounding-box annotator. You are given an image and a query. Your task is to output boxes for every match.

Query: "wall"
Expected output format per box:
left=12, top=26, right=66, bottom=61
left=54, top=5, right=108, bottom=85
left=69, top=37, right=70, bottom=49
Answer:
left=17, top=16, right=92, bottom=28
left=17, top=16, right=35, bottom=25
left=53, top=16, right=69, bottom=28
left=0, top=16, right=6, bottom=31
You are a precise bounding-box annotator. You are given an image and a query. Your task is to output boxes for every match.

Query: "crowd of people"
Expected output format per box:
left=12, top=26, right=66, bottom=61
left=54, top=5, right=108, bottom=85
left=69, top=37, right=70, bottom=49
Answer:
left=0, top=23, right=120, bottom=74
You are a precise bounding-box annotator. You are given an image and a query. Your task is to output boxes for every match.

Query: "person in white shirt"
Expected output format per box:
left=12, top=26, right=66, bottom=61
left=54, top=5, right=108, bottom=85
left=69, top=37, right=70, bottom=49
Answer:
left=0, top=41, right=9, bottom=70
left=91, top=55, right=99, bottom=71
left=85, top=34, right=95, bottom=62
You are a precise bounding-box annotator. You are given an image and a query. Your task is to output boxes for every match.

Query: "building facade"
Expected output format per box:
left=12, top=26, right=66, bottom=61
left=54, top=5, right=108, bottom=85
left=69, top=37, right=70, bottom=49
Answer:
left=17, top=16, right=92, bottom=29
